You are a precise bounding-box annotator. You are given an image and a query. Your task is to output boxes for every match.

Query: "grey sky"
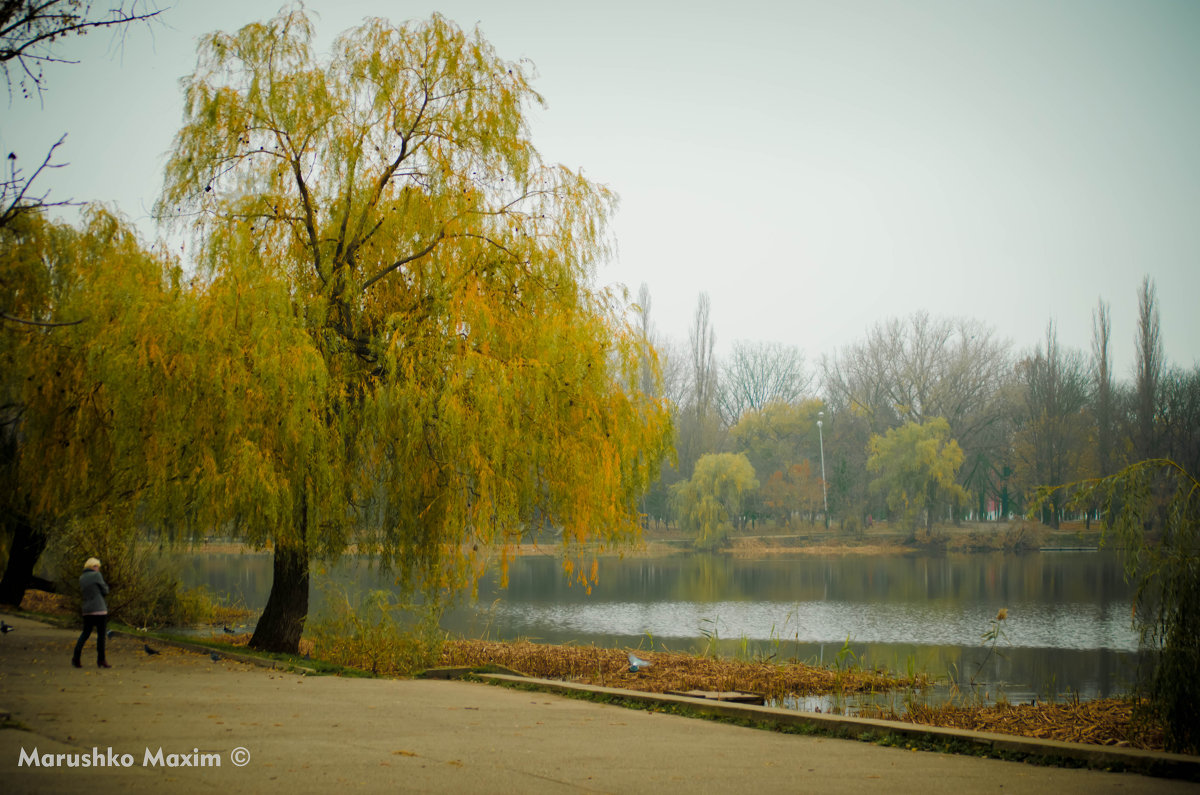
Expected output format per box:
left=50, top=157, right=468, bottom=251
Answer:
left=6, top=0, right=1198, bottom=379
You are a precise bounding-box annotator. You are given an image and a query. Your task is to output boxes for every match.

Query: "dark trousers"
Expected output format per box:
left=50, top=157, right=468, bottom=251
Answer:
left=73, top=614, right=108, bottom=664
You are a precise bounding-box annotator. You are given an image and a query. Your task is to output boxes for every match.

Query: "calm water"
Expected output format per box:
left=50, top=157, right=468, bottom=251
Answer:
left=180, top=549, right=1143, bottom=705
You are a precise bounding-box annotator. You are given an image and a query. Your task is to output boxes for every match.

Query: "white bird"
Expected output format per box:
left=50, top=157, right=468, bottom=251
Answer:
left=628, top=652, right=652, bottom=673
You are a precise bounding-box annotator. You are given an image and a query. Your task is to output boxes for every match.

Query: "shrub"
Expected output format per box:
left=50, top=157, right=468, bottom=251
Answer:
left=308, top=588, right=444, bottom=675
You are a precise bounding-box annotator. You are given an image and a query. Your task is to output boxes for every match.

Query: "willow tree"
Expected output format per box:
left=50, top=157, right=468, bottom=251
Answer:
left=671, top=453, right=758, bottom=549
left=867, top=418, right=968, bottom=534
left=0, top=208, right=186, bottom=604
left=157, top=10, right=670, bottom=652
left=1038, top=459, right=1199, bottom=753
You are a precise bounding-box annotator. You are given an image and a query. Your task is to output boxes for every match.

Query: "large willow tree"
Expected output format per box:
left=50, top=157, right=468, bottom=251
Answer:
left=157, top=9, right=670, bottom=652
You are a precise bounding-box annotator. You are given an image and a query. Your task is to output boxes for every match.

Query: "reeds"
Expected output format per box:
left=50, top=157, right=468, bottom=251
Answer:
left=439, top=639, right=925, bottom=701
left=873, top=698, right=1163, bottom=750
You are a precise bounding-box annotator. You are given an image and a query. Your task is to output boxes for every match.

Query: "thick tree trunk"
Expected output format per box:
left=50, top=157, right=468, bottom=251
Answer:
left=249, top=540, right=310, bottom=653
left=250, top=484, right=312, bottom=654
left=0, top=512, right=53, bottom=607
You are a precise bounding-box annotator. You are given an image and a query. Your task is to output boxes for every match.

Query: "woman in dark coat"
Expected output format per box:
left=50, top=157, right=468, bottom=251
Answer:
left=72, top=557, right=111, bottom=668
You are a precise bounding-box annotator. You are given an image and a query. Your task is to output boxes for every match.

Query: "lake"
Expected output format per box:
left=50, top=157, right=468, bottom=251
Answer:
left=180, top=548, right=1144, bottom=707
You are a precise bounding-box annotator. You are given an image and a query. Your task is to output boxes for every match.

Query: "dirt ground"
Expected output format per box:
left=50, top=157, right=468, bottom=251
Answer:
left=0, top=613, right=1191, bottom=794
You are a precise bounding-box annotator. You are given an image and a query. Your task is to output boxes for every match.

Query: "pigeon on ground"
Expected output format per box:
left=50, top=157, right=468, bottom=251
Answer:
left=1, top=620, right=14, bottom=634
left=210, top=652, right=221, bottom=662
left=143, top=644, right=160, bottom=656
left=222, top=625, right=236, bottom=634
left=628, top=652, right=652, bottom=673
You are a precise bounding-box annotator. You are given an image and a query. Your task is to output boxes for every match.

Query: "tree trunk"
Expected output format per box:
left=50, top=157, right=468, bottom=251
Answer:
left=0, top=512, right=53, bottom=606
left=249, top=540, right=310, bottom=654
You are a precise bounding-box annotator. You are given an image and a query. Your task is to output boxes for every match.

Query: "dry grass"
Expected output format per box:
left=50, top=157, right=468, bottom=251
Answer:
left=19, top=590, right=74, bottom=616
left=729, top=538, right=911, bottom=557
left=864, top=698, right=1163, bottom=750
left=439, top=639, right=923, bottom=701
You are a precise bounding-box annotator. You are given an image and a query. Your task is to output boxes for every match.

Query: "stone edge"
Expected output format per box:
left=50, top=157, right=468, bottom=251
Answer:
left=474, top=672, right=1200, bottom=782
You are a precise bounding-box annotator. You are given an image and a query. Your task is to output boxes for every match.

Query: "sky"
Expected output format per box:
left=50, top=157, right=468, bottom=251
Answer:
left=5, top=0, right=1199, bottom=380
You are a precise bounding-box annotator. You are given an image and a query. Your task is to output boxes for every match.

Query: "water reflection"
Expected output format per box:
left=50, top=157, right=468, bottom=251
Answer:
left=178, top=549, right=1143, bottom=702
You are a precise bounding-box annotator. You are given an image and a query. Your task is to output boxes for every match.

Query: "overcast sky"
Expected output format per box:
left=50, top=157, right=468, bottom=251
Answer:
left=6, top=0, right=1198, bottom=379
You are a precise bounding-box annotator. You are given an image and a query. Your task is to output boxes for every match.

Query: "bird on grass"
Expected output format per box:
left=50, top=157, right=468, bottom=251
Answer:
left=1, top=620, right=14, bottom=634
left=222, top=625, right=236, bottom=634
left=210, top=652, right=221, bottom=662
left=143, top=644, right=160, bottom=656
left=627, top=652, right=652, bottom=673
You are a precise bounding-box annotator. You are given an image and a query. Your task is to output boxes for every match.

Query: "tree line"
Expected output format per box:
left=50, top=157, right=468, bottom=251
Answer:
left=640, top=283, right=1199, bottom=544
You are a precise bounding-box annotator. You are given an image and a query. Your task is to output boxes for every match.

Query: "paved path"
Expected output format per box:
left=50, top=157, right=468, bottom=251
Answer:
left=0, top=614, right=1192, bottom=794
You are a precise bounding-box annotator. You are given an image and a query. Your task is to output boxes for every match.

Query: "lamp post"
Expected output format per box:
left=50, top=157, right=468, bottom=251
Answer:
left=817, top=411, right=828, bottom=528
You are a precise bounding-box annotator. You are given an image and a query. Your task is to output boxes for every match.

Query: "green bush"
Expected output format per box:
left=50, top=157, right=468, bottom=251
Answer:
left=308, top=588, right=444, bottom=675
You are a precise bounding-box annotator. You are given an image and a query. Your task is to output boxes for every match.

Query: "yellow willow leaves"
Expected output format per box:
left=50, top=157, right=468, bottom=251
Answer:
left=3, top=209, right=181, bottom=525
left=148, top=8, right=670, bottom=598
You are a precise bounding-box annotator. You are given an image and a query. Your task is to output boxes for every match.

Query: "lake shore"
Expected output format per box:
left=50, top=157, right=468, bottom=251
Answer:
left=3, top=614, right=1192, bottom=793
left=186, top=519, right=1102, bottom=559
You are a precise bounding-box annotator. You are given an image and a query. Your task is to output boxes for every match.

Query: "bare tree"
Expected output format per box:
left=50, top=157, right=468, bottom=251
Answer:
left=717, top=340, right=811, bottom=425
left=822, top=311, right=1011, bottom=451
left=822, top=311, right=1013, bottom=520
left=1, top=1, right=163, bottom=328
left=1012, top=322, right=1091, bottom=528
left=1135, top=275, right=1164, bottom=460
left=1, top=1, right=163, bottom=227
left=1, top=0, right=163, bottom=100
left=1092, top=298, right=1114, bottom=476
left=676, top=292, right=720, bottom=475
left=1160, top=365, right=1200, bottom=478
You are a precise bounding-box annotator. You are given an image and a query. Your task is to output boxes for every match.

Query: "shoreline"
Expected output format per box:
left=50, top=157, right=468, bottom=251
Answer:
left=183, top=519, right=1103, bottom=559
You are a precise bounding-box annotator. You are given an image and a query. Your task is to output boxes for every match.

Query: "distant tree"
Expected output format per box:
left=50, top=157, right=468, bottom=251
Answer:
left=867, top=418, right=968, bottom=534
left=717, top=340, right=811, bottom=426
left=671, top=453, right=757, bottom=549
left=676, top=292, right=721, bottom=476
left=1039, top=459, right=1200, bottom=753
left=759, top=460, right=823, bottom=527
left=158, top=9, right=671, bottom=652
left=632, top=283, right=679, bottom=529
left=728, top=399, right=822, bottom=480
left=1010, top=323, right=1092, bottom=528
left=1092, top=298, right=1115, bottom=476
left=823, top=311, right=1011, bottom=519
left=1160, top=366, right=1200, bottom=478
left=1134, top=276, right=1164, bottom=460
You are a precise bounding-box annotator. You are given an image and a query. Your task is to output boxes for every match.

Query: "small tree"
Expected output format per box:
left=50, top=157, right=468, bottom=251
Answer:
left=671, top=453, right=758, bottom=549
left=867, top=418, right=967, bottom=534
left=1039, top=459, right=1199, bottom=753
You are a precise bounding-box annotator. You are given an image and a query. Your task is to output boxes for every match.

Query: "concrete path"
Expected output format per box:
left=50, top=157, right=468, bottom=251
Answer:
left=0, top=614, right=1192, bottom=794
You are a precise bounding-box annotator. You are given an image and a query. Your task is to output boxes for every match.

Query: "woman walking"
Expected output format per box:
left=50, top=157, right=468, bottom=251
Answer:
left=72, top=557, right=111, bottom=668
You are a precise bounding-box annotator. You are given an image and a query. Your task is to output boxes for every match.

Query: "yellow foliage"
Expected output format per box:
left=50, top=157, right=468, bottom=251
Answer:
left=147, top=8, right=672, bottom=601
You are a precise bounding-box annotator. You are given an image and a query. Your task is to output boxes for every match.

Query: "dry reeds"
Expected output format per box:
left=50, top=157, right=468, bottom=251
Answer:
left=865, top=698, right=1162, bottom=750
left=439, top=639, right=924, bottom=701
